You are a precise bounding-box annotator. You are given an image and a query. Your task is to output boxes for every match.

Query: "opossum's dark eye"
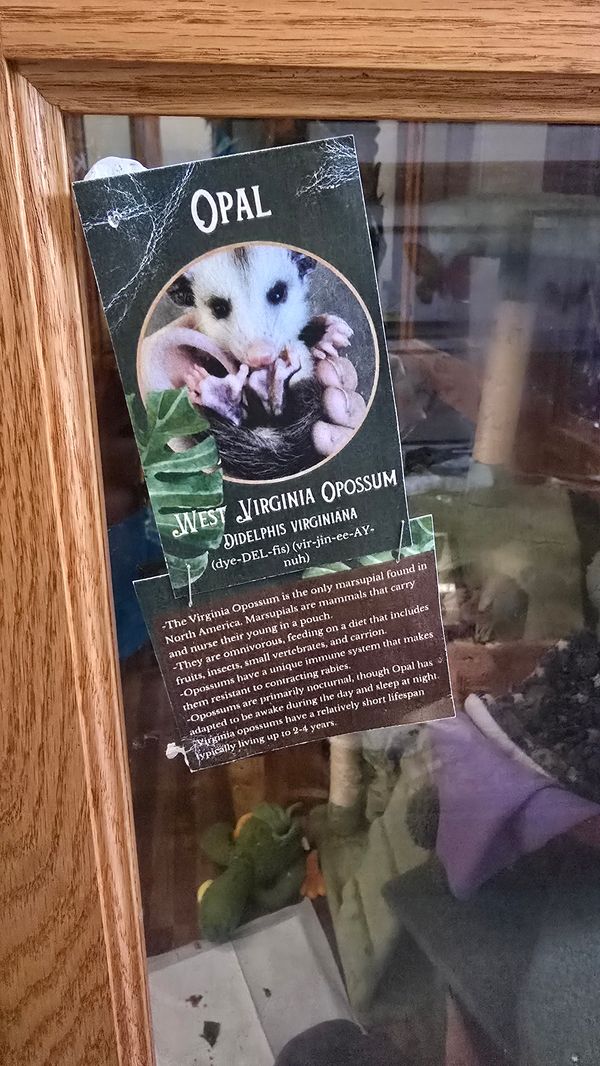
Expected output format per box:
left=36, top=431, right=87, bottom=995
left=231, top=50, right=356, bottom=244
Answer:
left=208, top=296, right=232, bottom=320
left=266, top=281, right=288, bottom=305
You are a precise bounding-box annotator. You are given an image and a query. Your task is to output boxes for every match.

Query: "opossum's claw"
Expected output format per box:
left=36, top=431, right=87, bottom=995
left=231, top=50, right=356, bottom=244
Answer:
left=330, top=329, right=352, bottom=347
left=328, top=314, right=354, bottom=340
left=184, top=363, right=248, bottom=426
left=316, top=340, right=339, bottom=359
left=269, top=348, right=303, bottom=416
left=311, top=314, right=354, bottom=360
left=281, top=345, right=302, bottom=372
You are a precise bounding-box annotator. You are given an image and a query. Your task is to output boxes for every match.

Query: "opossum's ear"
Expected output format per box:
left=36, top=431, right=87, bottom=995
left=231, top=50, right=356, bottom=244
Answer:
left=290, top=251, right=317, bottom=279
left=167, top=271, right=195, bottom=307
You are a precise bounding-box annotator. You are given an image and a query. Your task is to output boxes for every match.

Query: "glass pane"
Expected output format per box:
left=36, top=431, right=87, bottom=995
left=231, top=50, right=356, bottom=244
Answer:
left=71, top=114, right=600, bottom=1066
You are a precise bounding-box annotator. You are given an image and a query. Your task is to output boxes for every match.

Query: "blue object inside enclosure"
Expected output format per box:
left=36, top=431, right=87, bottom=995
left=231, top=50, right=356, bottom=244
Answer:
left=108, top=506, right=162, bottom=660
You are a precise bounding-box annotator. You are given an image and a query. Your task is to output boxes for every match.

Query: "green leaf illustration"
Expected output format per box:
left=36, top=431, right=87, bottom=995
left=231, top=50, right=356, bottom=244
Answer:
left=302, top=561, right=352, bottom=580
left=358, top=551, right=394, bottom=566
left=163, top=550, right=210, bottom=592
left=304, top=515, right=436, bottom=581
left=399, top=514, right=434, bottom=557
left=128, top=388, right=225, bottom=590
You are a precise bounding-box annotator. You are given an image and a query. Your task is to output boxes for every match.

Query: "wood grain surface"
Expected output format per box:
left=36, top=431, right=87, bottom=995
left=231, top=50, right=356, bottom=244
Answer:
left=0, top=64, right=153, bottom=1065
left=15, top=62, right=600, bottom=122
left=2, top=1, right=600, bottom=73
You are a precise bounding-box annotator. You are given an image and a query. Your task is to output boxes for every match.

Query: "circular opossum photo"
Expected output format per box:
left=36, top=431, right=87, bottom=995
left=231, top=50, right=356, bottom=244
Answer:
left=138, top=242, right=379, bottom=483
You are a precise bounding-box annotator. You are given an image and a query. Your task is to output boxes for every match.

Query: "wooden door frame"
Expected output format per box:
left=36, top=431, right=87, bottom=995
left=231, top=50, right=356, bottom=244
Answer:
left=2, top=4, right=600, bottom=1064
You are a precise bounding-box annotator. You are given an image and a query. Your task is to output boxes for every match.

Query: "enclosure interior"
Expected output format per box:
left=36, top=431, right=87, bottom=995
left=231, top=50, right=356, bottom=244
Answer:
left=71, top=115, right=600, bottom=1065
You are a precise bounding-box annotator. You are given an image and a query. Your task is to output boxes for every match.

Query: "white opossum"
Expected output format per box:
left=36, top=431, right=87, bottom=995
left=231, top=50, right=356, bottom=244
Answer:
left=139, top=244, right=362, bottom=480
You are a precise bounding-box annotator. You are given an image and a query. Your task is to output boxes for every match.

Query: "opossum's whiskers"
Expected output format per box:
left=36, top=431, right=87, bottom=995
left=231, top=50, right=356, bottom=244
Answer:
left=187, top=563, right=193, bottom=608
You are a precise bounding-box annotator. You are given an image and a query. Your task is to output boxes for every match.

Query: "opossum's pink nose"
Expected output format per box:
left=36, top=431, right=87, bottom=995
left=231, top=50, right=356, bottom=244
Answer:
left=244, top=341, right=279, bottom=368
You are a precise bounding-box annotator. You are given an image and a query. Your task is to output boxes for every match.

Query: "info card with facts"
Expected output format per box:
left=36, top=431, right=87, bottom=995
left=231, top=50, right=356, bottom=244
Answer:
left=135, top=515, right=454, bottom=771
left=74, top=137, right=409, bottom=596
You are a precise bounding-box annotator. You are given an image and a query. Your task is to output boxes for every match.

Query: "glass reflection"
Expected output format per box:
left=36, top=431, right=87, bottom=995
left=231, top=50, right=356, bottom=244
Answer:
left=73, top=114, right=600, bottom=1065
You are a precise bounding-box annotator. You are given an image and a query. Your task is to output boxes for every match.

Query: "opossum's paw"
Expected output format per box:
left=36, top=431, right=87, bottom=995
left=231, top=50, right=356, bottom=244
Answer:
left=323, top=385, right=366, bottom=430
left=247, top=347, right=301, bottom=417
left=312, top=386, right=367, bottom=457
left=312, top=422, right=354, bottom=457
left=315, top=355, right=358, bottom=392
left=311, top=314, right=353, bottom=359
left=184, top=363, right=249, bottom=426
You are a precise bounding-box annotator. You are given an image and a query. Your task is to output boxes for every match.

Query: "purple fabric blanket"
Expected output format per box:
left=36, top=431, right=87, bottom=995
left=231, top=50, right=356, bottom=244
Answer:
left=428, top=709, right=600, bottom=898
